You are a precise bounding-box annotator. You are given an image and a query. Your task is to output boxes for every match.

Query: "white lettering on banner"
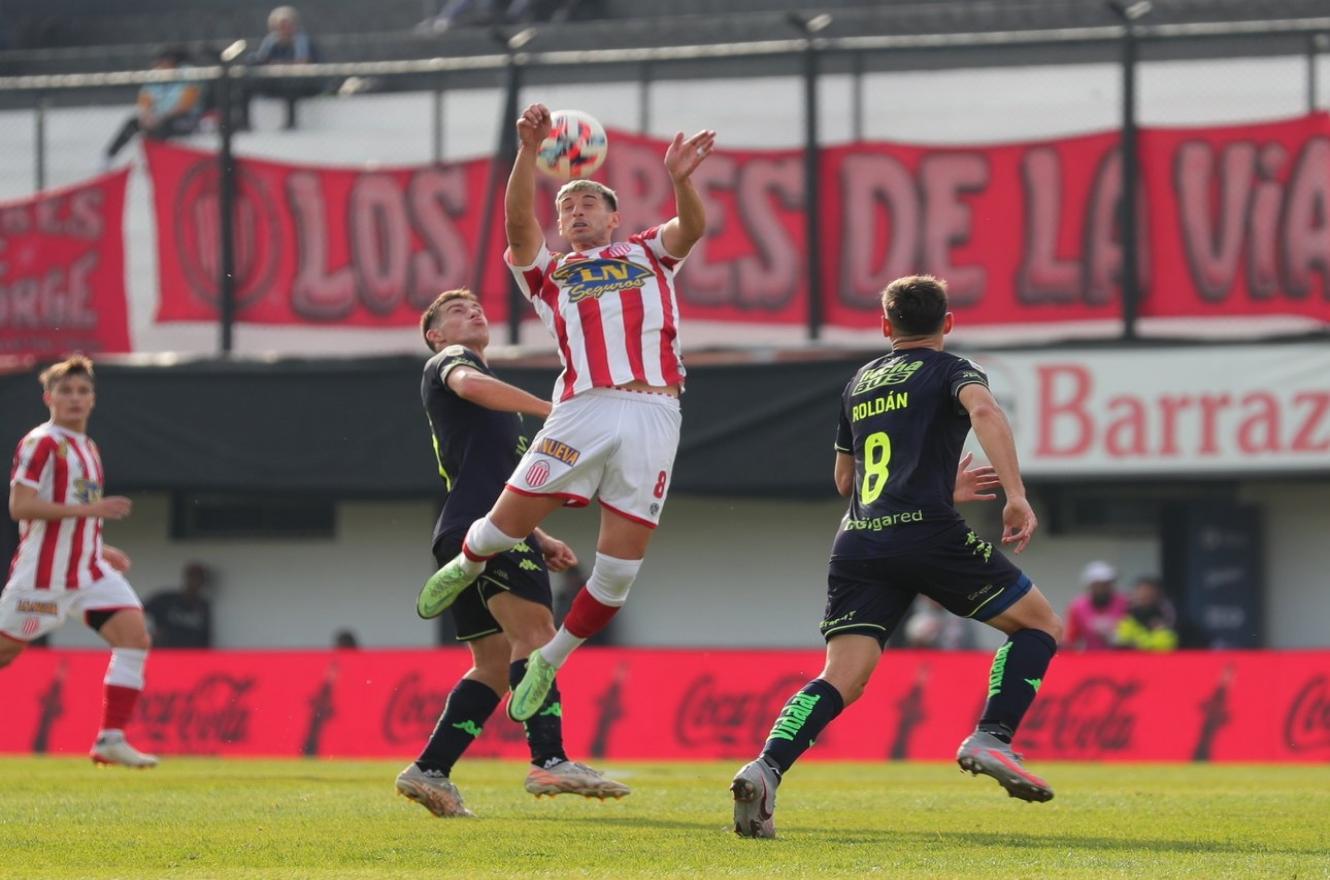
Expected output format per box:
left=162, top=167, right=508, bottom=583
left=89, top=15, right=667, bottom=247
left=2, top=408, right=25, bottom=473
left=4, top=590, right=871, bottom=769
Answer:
left=0, top=253, right=98, bottom=329
left=973, top=345, right=1330, bottom=475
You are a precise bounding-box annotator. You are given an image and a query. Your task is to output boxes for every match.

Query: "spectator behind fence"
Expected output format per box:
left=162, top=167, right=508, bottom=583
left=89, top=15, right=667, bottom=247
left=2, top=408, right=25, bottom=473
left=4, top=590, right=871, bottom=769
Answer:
left=103, top=47, right=202, bottom=165
left=332, top=628, right=360, bottom=649
left=143, top=562, right=213, bottom=648
left=242, top=6, right=322, bottom=130
left=419, top=0, right=602, bottom=33
left=1113, top=575, right=1178, bottom=652
left=1063, top=560, right=1128, bottom=650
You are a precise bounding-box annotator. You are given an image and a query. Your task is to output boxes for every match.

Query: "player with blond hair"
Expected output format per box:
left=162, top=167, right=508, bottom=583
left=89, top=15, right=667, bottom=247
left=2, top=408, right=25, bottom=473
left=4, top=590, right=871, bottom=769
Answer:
left=0, top=355, right=158, bottom=768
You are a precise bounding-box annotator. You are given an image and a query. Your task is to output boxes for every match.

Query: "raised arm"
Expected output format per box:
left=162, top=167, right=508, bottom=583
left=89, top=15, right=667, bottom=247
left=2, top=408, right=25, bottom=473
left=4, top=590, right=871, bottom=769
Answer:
left=958, top=383, right=1037, bottom=554
left=506, top=103, right=552, bottom=266
left=446, top=366, right=551, bottom=419
left=660, top=129, right=716, bottom=259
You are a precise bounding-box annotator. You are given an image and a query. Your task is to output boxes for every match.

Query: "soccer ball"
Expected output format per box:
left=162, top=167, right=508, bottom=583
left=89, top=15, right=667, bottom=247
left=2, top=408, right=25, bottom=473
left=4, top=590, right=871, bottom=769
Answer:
left=535, top=110, right=609, bottom=180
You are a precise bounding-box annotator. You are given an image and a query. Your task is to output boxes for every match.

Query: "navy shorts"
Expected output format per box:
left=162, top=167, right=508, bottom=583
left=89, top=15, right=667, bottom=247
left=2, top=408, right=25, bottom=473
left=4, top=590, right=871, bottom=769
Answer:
left=432, top=532, right=553, bottom=642
left=821, top=523, right=1032, bottom=647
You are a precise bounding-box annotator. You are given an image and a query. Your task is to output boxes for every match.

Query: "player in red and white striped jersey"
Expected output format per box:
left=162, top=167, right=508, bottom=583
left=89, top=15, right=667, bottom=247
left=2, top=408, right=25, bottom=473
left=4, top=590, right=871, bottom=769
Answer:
left=418, top=103, right=715, bottom=722
left=0, top=356, right=158, bottom=768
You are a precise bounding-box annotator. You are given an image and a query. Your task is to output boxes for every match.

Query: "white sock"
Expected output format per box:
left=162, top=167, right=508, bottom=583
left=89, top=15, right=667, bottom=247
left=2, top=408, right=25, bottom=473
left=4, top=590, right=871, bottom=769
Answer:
left=539, top=627, right=586, bottom=668
left=458, top=516, right=522, bottom=576
left=105, top=647, right=147, bottom=689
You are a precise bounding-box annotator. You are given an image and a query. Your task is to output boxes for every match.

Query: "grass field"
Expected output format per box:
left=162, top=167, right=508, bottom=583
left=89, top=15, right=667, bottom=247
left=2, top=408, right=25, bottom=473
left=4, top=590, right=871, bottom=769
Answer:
left=2, top=758, right=1328, bottom=879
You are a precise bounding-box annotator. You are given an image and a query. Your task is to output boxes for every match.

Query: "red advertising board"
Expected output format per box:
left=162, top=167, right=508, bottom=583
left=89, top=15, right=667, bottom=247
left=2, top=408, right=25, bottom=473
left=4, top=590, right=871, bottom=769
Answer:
left=0, top=169, right=132, bottom=356
left=4, top=648, right=1329, bottom=762
left=150, top=114, right=1330, bottom=335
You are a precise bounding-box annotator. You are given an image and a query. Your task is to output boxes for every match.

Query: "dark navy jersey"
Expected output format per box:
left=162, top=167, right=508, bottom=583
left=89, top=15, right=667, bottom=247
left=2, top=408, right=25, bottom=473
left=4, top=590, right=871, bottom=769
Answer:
left=831, top=348, right=990, bottom=560
left=422, top=345, right=532, bottom=544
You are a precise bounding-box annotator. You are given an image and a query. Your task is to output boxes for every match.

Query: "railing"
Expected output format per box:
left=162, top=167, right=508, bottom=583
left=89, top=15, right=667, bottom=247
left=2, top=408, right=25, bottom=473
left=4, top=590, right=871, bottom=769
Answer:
left=0, top=17, right=1326, bottom=353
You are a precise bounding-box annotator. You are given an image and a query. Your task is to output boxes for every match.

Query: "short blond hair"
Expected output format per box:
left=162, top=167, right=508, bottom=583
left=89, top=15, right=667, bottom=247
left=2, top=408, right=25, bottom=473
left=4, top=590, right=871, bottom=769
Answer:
left=555, top=179, right=617, bottom=212
left=39, top=354, right=95, bottom=391
left=269, top=5, right=299, bottom=28
left=419, top=288, right=476, bottom=352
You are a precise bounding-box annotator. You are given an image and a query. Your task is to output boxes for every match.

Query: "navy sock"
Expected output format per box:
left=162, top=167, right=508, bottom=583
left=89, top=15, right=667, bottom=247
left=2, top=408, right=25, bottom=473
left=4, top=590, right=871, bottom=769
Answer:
left=510, top=659, right=568, bottom=767
left=978, top=629, right=1058, bottom=742
left=758, top=678, right=845, bottom=776
left=416, top=678, right=500, bottom=776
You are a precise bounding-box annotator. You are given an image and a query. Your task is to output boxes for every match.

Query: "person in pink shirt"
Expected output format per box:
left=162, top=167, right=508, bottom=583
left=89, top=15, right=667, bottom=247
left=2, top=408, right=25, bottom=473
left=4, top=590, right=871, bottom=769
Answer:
left=1063, top=560, right=1128, bottom=650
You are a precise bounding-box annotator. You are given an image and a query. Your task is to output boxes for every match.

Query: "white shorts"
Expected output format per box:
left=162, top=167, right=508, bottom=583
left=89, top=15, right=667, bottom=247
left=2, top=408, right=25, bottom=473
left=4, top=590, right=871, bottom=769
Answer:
left=508, top=388, right=682, bottom=527
left=0, top=572, right=142, bottom=643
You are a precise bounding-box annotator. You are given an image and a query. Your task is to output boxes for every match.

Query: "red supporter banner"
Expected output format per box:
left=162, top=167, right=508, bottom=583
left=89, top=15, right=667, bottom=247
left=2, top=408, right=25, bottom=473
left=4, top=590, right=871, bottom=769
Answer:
left=149, top=115, right=1330, bottom=334
left=4, top=648, right=1330, bottom=762
left=0, top=170, right=132, bottom=356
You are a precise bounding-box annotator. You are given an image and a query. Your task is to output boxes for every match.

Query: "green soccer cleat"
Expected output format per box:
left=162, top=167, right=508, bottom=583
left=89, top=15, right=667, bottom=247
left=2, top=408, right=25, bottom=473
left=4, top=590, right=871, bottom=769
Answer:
left=416, top=556, right=480, bottom=619
left=507, top=649, right=558, bottom=722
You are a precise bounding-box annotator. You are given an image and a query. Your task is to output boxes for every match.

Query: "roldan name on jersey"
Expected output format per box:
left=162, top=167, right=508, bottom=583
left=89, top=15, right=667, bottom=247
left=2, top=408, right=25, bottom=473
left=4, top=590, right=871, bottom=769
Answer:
left=552, top=258, right=654, bottom=303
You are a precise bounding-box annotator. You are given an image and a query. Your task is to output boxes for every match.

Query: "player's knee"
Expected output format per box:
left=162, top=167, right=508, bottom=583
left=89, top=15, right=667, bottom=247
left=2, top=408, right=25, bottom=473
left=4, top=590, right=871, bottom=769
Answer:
left=585, top=553, right=641, bottom=607
left=1042, top=612, right=1065, bottom=646
left=0, top=641, right=23, bottom=667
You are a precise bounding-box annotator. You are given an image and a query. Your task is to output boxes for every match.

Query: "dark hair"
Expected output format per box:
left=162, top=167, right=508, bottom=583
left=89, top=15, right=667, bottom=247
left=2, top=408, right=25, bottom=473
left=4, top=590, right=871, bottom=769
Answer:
left=39, top=354, right=95, bottom=391
left=419, top=288, right=476, bottom=352
left=882, top=275, right=949, bottom=337
left=154, top=46, right=190, bottom=65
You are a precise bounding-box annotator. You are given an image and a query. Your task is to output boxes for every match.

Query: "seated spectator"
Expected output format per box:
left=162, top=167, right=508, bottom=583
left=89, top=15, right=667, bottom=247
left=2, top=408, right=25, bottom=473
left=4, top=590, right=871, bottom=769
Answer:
left=243, top=6, right=322, bottom=130
left=1114, top=575, right=1178, bottom=652
left=253, top=6, right=318, bottom=65
left=144, top=562, right=214, bottom=648
left=104, top=47, right=202, bottom=164
left=1063, top=560, right=1128, bottom=650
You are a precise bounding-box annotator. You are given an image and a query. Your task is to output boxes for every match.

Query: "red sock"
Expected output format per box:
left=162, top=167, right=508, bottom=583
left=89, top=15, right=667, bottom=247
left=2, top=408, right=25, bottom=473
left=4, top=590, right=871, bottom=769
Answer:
left=101, top=684, right=141, bottom=731
left=563, top=587, right=620, bottom=639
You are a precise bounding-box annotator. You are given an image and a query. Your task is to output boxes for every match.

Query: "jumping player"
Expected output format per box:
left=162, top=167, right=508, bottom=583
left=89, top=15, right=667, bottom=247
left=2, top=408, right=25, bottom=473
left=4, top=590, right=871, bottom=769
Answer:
left=0, top=356, right=158, bottom=768
left=396, top=289, right=629, bottom=819
left=731, top=276, right=1064, bottom=838
left=417, top=103, right=715, bottom=723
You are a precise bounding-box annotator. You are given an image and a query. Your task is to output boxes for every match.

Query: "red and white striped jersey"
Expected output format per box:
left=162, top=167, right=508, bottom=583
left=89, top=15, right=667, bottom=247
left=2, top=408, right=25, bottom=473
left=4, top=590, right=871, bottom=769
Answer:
left=6, top=423, right=108, bottom=591
left=508, top=226, right=687, bottom=402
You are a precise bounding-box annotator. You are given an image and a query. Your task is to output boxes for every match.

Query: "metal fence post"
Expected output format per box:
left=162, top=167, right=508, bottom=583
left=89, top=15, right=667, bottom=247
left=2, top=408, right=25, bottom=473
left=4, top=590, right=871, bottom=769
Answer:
left=470, top=54, right=523, bottom=344
left=1110, top=3, right=1149, bottom=341
left=789, top=13, right=831, bottom=342
left=34, top=94, right=46, bottom=192
left=432, top=83, right=445, bottom=164
left=218, top=41, right=247, bottom=355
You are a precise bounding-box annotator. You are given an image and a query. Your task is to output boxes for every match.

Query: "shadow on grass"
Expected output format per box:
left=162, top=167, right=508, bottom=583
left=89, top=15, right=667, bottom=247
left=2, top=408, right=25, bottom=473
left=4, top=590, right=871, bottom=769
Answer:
left=815, top=829, right=1323, bottom=857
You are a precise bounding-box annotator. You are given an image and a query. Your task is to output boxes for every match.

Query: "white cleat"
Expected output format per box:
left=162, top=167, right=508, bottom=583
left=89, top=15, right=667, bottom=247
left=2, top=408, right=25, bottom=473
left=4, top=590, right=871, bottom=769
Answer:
left=90, top=731, right=159, bottom=768
left=731, top=759, right=779, bottom=839
left=395, top=764, right=475, bottom=818
left=524, top=760, right=630, bottom=799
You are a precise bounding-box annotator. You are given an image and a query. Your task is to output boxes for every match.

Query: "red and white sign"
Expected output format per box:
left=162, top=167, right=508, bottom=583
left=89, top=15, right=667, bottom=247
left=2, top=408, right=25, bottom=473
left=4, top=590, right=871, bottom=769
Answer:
left=973, top=343, right=1330, bottom=475
left=148, top=115, right=1330, bottom=337
left=0, top=170, right=132, bottom=356
left=3, top=647, right=1329, bottom=762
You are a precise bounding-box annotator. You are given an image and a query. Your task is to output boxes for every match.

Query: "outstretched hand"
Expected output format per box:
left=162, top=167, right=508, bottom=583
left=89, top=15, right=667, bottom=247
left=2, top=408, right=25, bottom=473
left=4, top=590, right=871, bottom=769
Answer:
left=516, top=103, right=552, bottom=151
left=664, top=129, right=717, bottom=182
left=954, top=452, right=1000, bottom=503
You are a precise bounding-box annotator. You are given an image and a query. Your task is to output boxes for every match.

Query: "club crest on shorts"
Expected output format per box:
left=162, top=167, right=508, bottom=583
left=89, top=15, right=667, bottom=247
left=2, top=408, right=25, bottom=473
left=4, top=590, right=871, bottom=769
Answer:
left=526, top=460, right=551, bottom=488
left=22, top=617, right=41, bottom=637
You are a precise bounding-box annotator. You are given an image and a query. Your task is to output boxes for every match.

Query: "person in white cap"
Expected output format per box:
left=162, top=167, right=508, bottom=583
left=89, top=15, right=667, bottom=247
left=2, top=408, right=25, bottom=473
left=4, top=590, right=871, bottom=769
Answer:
left=1063, top=560, right=1128, bottom=650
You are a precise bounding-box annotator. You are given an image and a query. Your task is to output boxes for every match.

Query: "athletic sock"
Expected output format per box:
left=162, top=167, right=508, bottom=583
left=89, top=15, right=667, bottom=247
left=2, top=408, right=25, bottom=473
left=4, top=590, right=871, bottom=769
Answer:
left=100, top=647, right=148, bottom=733
left=977, top=628, right=1058, bottom=742
left=757, top=678, right=845, bottom=776
left=510, top=659, right=568, bottom=767
left=416, top=678, right=501, bottom=776
left=458, top=517, right=522, bottom=577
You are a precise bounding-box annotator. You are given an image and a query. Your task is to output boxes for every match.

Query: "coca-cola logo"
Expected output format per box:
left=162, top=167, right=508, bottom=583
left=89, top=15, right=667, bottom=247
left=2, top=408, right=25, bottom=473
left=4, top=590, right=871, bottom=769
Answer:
left=1284, top=675, right=1330, bottom=752
left=383, top=672, right=448, bottom=745
left=675, top=674, right=808, bottom=752
left=1020, top=676, right=1139, bottom=756
left=132, top=674, right=255, bottom=752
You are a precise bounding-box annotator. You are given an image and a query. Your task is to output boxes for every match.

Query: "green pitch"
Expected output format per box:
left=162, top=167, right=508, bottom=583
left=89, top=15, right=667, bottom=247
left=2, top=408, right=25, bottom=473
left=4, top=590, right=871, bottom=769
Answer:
left=2, top=758, right=1328, bottom=879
